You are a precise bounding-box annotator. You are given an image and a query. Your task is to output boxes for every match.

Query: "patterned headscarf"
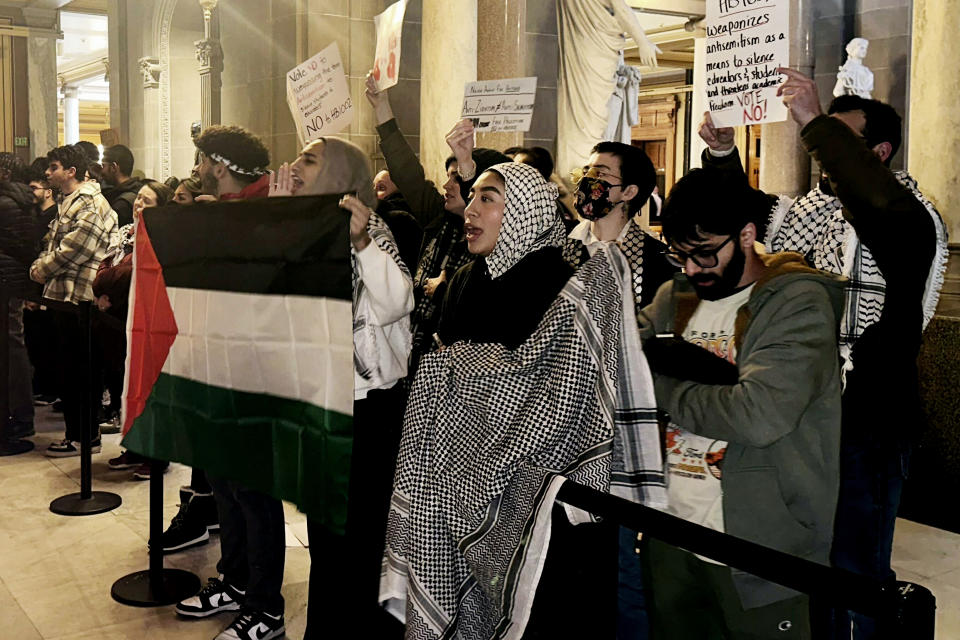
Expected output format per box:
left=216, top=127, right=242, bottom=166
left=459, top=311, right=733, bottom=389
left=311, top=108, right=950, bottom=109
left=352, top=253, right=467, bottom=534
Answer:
left=483, top=162, right=566, bottom=280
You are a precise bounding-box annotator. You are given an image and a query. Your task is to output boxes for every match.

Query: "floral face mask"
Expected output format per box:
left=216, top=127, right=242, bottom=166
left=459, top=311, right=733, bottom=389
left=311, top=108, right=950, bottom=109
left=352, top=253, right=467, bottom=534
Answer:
left=573, top=168, right=623, bottom=221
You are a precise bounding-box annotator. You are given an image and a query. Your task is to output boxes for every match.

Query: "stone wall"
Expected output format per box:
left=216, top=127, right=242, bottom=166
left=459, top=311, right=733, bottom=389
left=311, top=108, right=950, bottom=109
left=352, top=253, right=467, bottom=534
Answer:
left=523, top=0, right=559, bottom=160
left=813, top=0, right=911, bottom=170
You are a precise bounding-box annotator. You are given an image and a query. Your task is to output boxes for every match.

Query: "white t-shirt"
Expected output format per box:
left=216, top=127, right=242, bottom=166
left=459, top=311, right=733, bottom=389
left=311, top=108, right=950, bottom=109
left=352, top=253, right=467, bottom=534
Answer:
left=664, top=284, right=754, bottom=562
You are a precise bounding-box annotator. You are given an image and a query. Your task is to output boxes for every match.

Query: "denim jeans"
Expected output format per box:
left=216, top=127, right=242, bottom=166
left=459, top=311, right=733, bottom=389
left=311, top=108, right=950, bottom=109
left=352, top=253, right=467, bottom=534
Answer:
left=618, top=526, right=649, bottom=639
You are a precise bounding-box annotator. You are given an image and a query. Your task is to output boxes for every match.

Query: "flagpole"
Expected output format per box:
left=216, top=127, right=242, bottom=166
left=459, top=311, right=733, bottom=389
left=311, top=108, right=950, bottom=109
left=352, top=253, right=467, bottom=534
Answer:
left=111, top=459, right=201, bottom=606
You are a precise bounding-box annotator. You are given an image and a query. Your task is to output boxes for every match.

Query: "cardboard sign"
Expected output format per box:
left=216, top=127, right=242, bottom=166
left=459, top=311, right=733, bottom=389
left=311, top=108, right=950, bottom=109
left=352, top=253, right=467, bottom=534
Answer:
left=286, top=42, right=353, bottom=144
left=460, top=77, right=538, bottom=133
left=704, top=0, right=790, bottom=127
left=372, top=0, right=407, bottom=91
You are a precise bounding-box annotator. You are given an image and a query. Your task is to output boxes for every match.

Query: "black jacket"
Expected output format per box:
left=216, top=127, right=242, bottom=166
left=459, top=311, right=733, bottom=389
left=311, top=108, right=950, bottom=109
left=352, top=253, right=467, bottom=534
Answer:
left=437, top=246, right=573, bottom=350
left=0, top=181, right=40, bottom=293
left=376, top=196, right=423, bottom=277
left=103, top=178, right=142, bottom=227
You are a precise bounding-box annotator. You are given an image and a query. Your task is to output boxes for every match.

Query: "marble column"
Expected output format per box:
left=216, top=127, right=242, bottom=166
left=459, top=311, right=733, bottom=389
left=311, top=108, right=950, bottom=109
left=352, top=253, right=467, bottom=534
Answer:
left=475, top=0, right=526, bottom=152
left=26, top=36, right=58, bottom=157
left=196, top=0, right=222, bottom=129
left=910, top=0, right=960, bottom=316
left=758, top=0, right=814, bottom=198
left=420, top=0, right=477, bottom=186
left=62, top=86, right=80, bottom=145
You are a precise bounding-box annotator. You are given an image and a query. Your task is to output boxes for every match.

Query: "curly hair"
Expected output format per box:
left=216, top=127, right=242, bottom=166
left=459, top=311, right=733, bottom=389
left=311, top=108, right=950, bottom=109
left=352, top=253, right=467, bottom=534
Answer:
left=0, top=152, right=26, bottom=183
left=47, top=145, right=88, bottom=182
left=194, top=125, right=270, bottom=184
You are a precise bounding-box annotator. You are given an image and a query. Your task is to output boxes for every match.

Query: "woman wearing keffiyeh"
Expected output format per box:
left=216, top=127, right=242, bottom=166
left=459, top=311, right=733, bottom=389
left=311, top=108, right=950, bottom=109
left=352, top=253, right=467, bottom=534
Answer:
left=270, top=136, right=413, bottom=638
left=436, top=161, right=572, bottom=349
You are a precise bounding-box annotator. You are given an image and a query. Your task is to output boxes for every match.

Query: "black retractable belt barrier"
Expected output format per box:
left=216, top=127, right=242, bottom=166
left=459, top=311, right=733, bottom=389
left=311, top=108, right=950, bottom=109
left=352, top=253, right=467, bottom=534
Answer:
left=0, top=285, right=34, bottom=455
left=38, top=300, right=122, bottom=516
left=556, top=480, right=936, bottom=639
left=111, top=459, right=201, bottom=606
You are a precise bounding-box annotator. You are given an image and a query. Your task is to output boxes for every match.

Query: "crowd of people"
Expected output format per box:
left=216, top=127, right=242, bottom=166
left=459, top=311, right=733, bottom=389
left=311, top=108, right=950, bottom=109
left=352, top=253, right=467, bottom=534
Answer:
left=0, top=64, right=948, bottom=640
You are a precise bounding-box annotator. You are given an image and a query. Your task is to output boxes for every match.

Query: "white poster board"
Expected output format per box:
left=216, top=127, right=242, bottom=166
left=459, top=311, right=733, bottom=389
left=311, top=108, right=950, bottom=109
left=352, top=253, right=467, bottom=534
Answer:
left=704, top=0, right=790, bottom=127
left=460, top=77, right=538, bottom=133
left=372, top=0, right=407, bottom=91
left=286, top=42, right=353, bottom=144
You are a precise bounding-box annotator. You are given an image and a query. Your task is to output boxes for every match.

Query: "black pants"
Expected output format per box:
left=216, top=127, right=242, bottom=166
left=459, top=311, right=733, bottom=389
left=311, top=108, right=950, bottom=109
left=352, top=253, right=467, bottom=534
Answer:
left=52, top=309, right=101, bottom=442
left=304, top=385, right=406, bottom=639
left=23, top=305, right=58, bottom=397
left=7, top=299, right=34, bottom=425
left=208, top=476, right=286, bottom=615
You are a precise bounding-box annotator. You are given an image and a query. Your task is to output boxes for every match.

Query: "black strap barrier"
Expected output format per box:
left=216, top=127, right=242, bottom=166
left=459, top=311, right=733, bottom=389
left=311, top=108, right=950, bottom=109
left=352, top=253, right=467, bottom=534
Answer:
left=556, top=481, right=936, bottom=638
left=0, top=286, right=123, bottom=514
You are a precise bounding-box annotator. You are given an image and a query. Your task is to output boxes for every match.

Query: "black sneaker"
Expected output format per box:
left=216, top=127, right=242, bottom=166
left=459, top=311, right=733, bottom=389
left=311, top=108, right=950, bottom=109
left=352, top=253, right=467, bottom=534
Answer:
left=33, top=394, right=58, bottom=406
left=45, top=438, right=102, bottom=457
left=99, top=413, right=121, bottom=434
left=215, top=610, right=285, bottom=640
left=157, top=488, right=209, bottom=553
left=51, top=399, right=64, bottom=413
left=190, top=491, right=221, bottom=533
left=7, top=419, right=35, bottom=439
left=175, top=576, right=244, bottom=618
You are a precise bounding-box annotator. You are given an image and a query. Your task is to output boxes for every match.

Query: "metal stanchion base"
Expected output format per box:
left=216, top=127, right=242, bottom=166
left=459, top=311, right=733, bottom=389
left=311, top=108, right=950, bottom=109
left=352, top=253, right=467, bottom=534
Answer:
left=50, top=490, right=122, bottom=516
left=111, top=569, right=201, bottom=607
left=0, top=438, right=34, bottom=456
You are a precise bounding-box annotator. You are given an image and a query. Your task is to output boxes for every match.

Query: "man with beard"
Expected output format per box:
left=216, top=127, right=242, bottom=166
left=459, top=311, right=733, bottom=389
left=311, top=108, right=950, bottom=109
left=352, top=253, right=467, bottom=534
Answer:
left=637, top=168, right=846, bottom=639
left=699, top=70, right=948, bottom=639
left=100, top=145, right=142, bottom=227
left=194, top=125, right=271, bottom=200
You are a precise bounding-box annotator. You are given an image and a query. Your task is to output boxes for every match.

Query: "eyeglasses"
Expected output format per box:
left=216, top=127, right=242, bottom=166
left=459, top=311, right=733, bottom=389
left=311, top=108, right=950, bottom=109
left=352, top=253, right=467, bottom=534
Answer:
left=663, top=235, right=735, bottom=268
left=570, top=166, right=623, bottom=185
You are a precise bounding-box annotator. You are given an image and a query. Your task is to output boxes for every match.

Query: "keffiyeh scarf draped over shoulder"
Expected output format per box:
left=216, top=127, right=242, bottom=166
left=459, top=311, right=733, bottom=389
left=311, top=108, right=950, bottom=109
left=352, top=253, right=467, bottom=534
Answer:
left=765, top=171, right=949, bottom=375
left=353, top=210, right=409, bottom=380
left=379, top=245, right=666, bottom=639
left=484, top=162, right=568, bottom=280
left=104, top=222, right=136, bottom=268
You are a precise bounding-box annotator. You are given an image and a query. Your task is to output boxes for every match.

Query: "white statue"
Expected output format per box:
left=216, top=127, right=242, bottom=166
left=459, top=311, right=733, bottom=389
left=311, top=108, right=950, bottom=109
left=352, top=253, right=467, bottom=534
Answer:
left=833, top=38, right=874, bottom=99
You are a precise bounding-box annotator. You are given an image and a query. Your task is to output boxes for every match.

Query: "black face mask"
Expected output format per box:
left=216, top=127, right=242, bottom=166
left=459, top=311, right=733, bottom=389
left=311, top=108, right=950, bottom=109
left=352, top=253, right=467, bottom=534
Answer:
left=688, top=240, right=747, bottom=301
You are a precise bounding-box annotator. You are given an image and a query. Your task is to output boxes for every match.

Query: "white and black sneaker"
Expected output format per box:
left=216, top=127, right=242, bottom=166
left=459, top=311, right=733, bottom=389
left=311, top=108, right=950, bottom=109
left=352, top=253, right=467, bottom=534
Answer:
left=215, top=610, right=285, bottom=640
left=175, top=576, right=244, bottom=618
left=45, top=438, right=101, bottom=457
left=156, top=490, right=210, bottom=553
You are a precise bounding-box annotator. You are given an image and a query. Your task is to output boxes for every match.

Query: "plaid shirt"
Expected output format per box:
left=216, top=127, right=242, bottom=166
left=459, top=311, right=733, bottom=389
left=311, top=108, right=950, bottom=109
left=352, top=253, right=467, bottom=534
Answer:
left=30, top=181, right=118, bottom=305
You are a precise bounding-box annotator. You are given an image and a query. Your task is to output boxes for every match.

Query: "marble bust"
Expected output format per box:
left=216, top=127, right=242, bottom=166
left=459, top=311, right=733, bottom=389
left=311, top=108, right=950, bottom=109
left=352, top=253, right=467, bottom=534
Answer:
left=833, top=38, right=874, bottom=99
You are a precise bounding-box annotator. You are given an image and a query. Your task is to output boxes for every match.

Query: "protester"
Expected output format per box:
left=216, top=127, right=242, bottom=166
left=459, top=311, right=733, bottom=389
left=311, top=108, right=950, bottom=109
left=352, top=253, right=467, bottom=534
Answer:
left=436, top=161, right=571, bottom=348
left=269, top=136, right=413, bottom=639
left=637, top=167, right=845, bottom=639
left=373, top=169, right=423, bottom=277
left=98, top=181, right=175, bottom=478
left=30, top=145, right=118, bottom=457
left=174, top=125, right=281, bottom=640
left=512, top=145, right=578, bottom=231
left=0, top=153, right=40, bottom=440
left=699, top=70, right=949, bottom=639
left=365, top=73, right=509, bottom=383
left=100, top=144, right=143, bottom=227
left=75, top=140, right=102, bottom=182
left=173, top=175, right=204, bottom=204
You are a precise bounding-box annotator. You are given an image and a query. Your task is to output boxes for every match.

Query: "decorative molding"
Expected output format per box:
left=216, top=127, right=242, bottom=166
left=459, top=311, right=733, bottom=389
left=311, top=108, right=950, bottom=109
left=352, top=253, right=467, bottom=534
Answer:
left=138, top=56, right=161, bottom=88
left=194, top=38, right=222, bottom=72
left=59, top=55, right=110, bottom=86
left=152, top=0, right=179, bottom=180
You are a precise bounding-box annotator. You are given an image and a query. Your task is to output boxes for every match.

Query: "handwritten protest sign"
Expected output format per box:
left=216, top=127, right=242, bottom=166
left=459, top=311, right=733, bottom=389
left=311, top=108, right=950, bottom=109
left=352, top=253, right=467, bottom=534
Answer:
left=286, top=42, right=353, bottom=144
left=461, top=77, right=538, bottom=133
left=373, top=0, right=407, bottom=91
left=704, top=0, right=789, bottom=127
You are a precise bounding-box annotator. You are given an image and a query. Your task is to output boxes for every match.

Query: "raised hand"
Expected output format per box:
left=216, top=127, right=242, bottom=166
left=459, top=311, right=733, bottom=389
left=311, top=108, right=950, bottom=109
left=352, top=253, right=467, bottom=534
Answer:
left=776, top=67, right=822, bottom=128
left=699, top=111, right=735, bottom=153
left=445, top=119, right=476, bottom=178
left=365, top=71, right=395, bottom=125
left=269, top=162, right=295, bottom=197
left=341, top=194, right=372, bottom=251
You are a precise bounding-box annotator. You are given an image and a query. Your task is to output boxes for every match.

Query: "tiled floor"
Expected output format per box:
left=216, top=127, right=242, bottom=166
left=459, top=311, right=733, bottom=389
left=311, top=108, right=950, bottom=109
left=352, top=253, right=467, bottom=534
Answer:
left=2, top=408, right=959, bottom=638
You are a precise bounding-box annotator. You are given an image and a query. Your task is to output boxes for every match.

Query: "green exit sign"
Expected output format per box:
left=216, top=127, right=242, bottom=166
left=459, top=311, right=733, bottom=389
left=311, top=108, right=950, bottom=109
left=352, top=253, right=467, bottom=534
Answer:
left=14, top=136, right=28, bottom=147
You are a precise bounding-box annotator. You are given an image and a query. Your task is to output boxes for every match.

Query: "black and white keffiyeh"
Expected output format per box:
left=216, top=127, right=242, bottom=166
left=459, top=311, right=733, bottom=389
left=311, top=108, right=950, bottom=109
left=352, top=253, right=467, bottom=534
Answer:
left=103, top=222, right=136, bottom=268
left=484, top=162, right=568, bottom=280
left=379, top=245, right=666, bottom=639
left=352, top=210, right=410, bottom=380
left=766, top=172, right=949, bottom=375
left=563, top=218, right=647, bottom=318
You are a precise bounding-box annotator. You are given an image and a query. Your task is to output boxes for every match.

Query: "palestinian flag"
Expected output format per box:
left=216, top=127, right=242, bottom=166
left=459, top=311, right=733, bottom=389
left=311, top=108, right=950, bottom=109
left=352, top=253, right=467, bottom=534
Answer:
left=121, top=195, right=354, bottom=533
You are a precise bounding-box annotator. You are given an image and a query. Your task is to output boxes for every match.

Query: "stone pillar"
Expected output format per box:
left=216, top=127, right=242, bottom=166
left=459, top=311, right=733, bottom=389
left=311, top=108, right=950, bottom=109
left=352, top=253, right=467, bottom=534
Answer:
left=475, top=0, right=526, bottom=151
left=21, top=8, right=59, bottom=157
left=758, top=0, right=814, bottom=198
left=196, top=0, right=222, bottom=129
left=910, top=0, right=960, bottom=316
left=420, top=0, right=477, bottom=186
left=62, top=85, right=80, bottom=145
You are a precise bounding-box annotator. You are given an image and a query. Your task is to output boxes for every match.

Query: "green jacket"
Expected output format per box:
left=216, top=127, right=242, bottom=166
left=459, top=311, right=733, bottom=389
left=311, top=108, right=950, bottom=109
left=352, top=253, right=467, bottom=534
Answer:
left=638, top=252, right=846, bottom=608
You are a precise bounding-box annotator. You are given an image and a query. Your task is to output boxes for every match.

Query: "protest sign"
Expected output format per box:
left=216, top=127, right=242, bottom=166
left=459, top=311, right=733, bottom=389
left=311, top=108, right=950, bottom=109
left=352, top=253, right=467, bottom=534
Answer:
left=373, top=0, right=407, bottom=91
left=704, top=0, right=790, bottom=127
left=286, top=42, right=353, bottom=144
left=461, top=77, right=538, bottom=133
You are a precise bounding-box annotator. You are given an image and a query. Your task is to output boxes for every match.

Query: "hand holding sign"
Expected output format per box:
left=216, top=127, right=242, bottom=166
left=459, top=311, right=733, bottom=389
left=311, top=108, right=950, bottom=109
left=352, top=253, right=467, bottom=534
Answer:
left=777, top=67, right=823, bottom=128
left=699, top=111, right=736, bottom=153
left=365, top=71, right=395, bottom=125
left=286, top=42, right=353, bottom=144
left=460, top=77, right=538, bottom=133
left=373, top=0, right=407, bottom=91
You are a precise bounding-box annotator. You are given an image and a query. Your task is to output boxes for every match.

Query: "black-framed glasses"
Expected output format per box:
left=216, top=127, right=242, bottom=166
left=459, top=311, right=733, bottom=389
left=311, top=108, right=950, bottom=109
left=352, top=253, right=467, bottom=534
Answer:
left=663, top=235, right=735, bottom=268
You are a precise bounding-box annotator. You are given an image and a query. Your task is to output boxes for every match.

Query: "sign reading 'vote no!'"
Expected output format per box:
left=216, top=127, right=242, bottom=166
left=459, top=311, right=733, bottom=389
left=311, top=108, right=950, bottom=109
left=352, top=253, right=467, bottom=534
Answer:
left=286, top=42, right=354, bottom=144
